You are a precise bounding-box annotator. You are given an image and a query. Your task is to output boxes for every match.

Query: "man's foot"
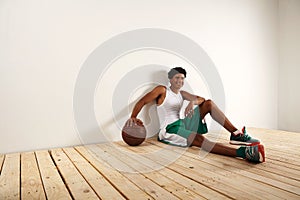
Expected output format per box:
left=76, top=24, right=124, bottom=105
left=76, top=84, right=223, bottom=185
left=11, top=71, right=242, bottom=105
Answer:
left=245, top=144, right=265, bottom=163
left=230, top=127, right=260, bottom=145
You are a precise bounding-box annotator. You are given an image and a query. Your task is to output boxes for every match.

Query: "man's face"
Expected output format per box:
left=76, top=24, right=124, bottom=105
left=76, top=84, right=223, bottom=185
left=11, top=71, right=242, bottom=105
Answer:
left=170, top=73, right=185, bottom=89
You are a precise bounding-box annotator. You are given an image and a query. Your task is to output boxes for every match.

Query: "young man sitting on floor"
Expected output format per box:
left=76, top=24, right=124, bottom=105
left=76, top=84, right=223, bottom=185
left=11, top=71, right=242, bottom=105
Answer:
left=126, top=67, right=265, bottom=163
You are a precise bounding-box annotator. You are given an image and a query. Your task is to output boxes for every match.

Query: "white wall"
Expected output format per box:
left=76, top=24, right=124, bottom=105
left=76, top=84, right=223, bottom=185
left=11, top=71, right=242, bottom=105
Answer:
left=278, top=0, right=300, bottom=132
left=0, top=0, right=280, bottom=153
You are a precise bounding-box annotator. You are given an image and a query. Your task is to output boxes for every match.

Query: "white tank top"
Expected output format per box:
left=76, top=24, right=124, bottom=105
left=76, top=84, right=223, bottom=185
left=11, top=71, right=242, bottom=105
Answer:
left=157, top=87, right=183, bottom=129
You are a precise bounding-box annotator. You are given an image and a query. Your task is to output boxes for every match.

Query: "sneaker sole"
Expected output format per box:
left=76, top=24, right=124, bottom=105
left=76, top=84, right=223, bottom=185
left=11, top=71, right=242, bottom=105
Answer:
left=258, top=144, right=265, bottom=162
left=229, top=140, right=260, bottom=146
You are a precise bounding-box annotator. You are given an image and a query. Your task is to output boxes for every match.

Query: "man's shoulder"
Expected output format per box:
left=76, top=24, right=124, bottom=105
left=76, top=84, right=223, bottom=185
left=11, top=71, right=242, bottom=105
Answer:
left=156, top=85, right=167, bottom=89
left=153, top=85, right=167, bottom=94
left=179, top=90, right=189, bottom=94
left=180, top=90, right=193, bottom=98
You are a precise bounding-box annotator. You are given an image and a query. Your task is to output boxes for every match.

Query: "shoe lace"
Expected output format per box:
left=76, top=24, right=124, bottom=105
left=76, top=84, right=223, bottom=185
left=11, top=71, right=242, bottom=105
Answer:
left=240, top=132, right=251, bottom=141
left=235, top=127, right=251, bottom=141
left=246, top=146, right=259, bottom=162
left=245, top=146, right=257, bottom=161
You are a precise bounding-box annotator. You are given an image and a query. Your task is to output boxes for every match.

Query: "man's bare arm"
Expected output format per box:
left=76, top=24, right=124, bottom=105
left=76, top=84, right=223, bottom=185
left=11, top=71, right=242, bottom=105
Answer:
left=180, top=90, right=206, bottom=117
left=127, top=85, right=166, bottom=126
left=180, top=90, right=205, bottom=105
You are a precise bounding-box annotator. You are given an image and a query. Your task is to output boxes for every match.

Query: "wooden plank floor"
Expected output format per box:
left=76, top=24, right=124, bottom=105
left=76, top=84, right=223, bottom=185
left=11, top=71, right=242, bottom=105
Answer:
left=0, top=128, right=300, bottom=199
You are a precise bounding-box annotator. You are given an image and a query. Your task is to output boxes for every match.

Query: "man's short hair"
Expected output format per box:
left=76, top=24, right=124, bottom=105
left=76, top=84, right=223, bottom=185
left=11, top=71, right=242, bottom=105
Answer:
left=168, top=67, right=187, bottom=79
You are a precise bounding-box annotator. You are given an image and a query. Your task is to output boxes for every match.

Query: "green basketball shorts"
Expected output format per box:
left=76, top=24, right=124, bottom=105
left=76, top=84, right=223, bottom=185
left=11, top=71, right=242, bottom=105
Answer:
left=165, top=107, right=208, bottom=139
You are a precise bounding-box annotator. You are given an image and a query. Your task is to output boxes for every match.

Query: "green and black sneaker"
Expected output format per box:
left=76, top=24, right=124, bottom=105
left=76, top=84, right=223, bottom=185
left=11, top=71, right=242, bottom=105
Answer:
left=245, top=144, right=265, bottom=163
left=230, top=127, right=260, bottom=146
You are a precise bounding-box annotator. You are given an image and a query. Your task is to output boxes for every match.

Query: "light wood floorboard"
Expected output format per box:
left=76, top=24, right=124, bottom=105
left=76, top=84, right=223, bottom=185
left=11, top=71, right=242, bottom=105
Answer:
left=0, top=128, right=299, bottom=199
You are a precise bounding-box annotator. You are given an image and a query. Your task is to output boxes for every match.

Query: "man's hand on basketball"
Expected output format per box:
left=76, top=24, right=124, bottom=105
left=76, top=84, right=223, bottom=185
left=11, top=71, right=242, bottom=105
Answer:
left=185, top=101, right=194, bottom=118
left=125, top=118, right=144, bottom=127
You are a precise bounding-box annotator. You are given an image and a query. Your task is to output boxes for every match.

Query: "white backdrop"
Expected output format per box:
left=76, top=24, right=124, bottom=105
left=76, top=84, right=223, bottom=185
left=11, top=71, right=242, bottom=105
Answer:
left=278, top=0, right=300, bottom=132
left=1, top=0, right=298, bottom=153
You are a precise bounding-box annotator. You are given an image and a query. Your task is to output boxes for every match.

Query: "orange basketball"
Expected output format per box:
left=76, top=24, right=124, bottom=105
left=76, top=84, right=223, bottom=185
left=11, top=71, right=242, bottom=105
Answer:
left=122, top=123, right=146, bottom=146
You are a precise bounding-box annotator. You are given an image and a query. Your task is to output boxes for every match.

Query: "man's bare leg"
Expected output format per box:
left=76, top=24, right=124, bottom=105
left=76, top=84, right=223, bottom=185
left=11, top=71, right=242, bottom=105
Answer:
left=187, top=133, right=265, bottom=162
left=187, top=133, right=237, bottom=157
left=199, top=100, right=238, bottom=134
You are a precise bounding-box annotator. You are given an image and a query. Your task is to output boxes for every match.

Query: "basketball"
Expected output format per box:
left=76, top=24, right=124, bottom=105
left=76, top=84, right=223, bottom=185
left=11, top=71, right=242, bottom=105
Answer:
left=122, top=122, right=146, bottom=146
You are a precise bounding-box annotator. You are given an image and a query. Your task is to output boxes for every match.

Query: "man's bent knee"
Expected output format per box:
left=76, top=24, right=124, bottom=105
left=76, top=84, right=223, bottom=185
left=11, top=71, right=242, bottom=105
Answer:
left=203, top=99, right=214, bottom=109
